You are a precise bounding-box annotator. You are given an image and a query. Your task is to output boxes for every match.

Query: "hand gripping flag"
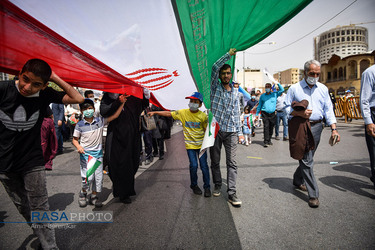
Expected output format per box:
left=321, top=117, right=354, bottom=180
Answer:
left=86, top=155, right=102, bottom=183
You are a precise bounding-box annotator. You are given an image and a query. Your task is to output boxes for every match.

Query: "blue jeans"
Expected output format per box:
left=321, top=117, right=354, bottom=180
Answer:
left=187, top=149, right=210, bottom=189
left=275, top=111, right=288, bottom=138
left=55, top=125, right=63, bottom=152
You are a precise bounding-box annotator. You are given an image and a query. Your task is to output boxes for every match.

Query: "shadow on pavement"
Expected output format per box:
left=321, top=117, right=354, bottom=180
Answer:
left=48, top=193, right=74, bottom=211
left=332, top=162, right=371, bottom=178
left=0, top=211, right=8, bottom=228
left=319, top=176, right=375, bottom=199
left=55, top=131, right=242, bottom=249
left=262, top=177, right=309, bottom=202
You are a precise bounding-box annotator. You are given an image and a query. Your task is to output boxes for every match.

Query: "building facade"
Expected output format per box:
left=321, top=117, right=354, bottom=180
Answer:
left=314, top=25, right=368, bottom=64
left=273, top=68, right=303, bottom=87
left=320, top=51, right=375, bottom=95
left=237, top=68, right=265, bottom=92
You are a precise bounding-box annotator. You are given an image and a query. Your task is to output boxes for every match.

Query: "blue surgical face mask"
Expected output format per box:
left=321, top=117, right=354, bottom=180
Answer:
left=83, top=109, right=94, bottom=118
left=251, top=96, right=255, bottom=99
left=188, top=102, right=200, bottom=111
left=265, top=88, right=271, bottom=93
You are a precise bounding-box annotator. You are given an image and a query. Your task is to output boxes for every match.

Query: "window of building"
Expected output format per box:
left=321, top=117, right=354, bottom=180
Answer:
left=342, top=37, right=345, bottom=42
left=332, top=39, right=335, bottom=43
left=347, top=30, right=350, bottom=35
left=347, top=37, right=350, bottom=41
left=337, top=31, right=340, bottom=36
left=342, top=30, right=345, bottom=35
left=356, top=30, right=359, bottom=34
left=336, top=38, right=339, bottom=42
left=352, top=30, right=354, bottom=34
left=332, top=32, right=335, bottom=37
left=328, top=40, right=330, bottom=44
left=352, top=36, right=355, bottom=41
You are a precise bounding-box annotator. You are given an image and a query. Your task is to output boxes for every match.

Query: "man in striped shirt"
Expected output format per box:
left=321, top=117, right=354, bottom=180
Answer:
left=210, top=48, right=244, bottom=207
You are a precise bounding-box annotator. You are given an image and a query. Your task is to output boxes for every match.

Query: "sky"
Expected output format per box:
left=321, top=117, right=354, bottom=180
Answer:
left=234, top=0, right=375, bottom=76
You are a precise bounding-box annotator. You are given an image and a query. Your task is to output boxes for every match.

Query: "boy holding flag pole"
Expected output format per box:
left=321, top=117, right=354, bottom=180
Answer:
left=73, top=96, right=126, bottom=207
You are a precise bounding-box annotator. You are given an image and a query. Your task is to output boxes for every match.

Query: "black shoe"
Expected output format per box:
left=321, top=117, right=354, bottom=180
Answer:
left=283, top=137, right=288, bottom=141
left=159, top=155, right=164, bottom=160
left=120, top=196, right=132, bottom=204
left=228, top=194, right=242, bottom=207
left=191, top=185, right=202, bottom=195
left=153, top=151, right=158, bottom=157
left=275, top=136, right=280, bottom=140
left=204, top=188, right=211, bottom=197
left=89, top=195, right=103, bottom=208
left=263, top=143, right=268, bottom=148
left=268, top=142, right=273, bottom=146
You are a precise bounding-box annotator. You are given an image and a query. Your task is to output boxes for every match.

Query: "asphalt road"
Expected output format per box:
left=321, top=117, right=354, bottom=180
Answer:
left=0, top=119, right=374, bottom=249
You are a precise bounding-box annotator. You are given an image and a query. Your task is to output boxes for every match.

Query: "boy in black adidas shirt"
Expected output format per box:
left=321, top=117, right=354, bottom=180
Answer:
left=0, top=59, right=84, bottom=249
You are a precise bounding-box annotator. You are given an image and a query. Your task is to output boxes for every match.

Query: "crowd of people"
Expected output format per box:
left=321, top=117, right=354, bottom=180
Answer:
left=1, top=52, right=374, bottom=249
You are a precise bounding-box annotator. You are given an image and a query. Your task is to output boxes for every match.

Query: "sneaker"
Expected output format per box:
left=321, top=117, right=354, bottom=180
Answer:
left=89, top=194, right=103, bottom=208
left=228, top=194, right=242, bottom=207
left=263, top=143, right=268, bottom=148
left=212, top=185, right=221, bottom=197
left=191, top=185, right=202, bottom=195
left=268, top=142, right=273, bottom=146
left=145, top=159, right=152, bottom=165
left=78, top=191, right=87, bottom=207
left=275, top=136, right=280, bottom=140
left=204, top=188, right=211, bottom=197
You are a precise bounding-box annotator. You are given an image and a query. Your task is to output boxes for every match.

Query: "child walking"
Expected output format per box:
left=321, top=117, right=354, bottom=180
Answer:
left=73, top=96, right=126, bottom=207
left=149, top=92, right=211, bottom=197
left=242, top=106, right=254, bottom=146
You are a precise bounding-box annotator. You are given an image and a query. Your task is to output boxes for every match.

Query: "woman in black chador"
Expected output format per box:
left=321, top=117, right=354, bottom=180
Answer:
left=100, top=91, right=149, bottom=203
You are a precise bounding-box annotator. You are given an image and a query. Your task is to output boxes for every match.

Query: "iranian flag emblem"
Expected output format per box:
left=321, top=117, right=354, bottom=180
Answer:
left=86, top=155, right=102, bottom=182
left=199, top=112, right=219, bottom=158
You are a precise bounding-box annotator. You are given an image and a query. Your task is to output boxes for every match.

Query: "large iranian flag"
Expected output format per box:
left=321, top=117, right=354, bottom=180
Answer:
left=0, top=0, right=311, bottom=110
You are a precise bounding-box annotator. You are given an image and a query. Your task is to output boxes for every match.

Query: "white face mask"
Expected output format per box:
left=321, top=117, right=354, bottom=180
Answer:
left=306, top=76, right=319, bottom=85
left=188, top=102, right=200, bottom=111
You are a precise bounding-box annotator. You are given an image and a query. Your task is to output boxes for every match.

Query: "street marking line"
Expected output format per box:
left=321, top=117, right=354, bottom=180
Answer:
left=247, top=156, right=263, bottom=159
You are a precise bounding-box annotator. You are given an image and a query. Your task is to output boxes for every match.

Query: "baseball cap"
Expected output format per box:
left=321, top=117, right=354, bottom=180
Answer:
left=185, top=92, right=203, bottom=103
left=346, top=90, right=351, bottom=93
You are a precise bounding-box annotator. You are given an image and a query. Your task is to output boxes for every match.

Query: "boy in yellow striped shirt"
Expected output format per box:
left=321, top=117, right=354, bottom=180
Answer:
left=149, top=92, right=210, bottom=197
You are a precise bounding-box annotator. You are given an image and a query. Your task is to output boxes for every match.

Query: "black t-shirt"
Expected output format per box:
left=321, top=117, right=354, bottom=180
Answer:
left=0, top=80, right=65, bottom=173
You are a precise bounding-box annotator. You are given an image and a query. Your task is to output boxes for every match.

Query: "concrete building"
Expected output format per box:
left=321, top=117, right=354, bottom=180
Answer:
left=321, top=50, right=375, bottom=96
left=237, top=68, right=264, bottom=92
left=273, top=68, right=303, bottom=87
left=314, top=25, right=368, bottom=64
